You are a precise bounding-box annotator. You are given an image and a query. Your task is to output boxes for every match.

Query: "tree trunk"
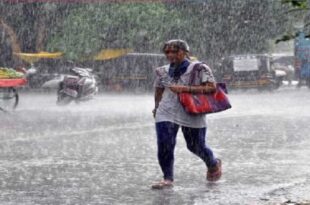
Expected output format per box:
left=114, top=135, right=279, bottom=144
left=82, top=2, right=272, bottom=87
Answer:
left=0, top=18, right=21, bottom=53
left=0, top=17, right=22, bottom=66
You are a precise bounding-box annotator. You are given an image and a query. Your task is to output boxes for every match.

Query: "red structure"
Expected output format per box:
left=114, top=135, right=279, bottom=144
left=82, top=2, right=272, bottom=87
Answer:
left=0, top=78, right=27, bottom=88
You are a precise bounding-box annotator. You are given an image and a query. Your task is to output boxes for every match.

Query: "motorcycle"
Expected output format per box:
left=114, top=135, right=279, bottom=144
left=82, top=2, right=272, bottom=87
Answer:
left=56, top=67, right=98, bottom=105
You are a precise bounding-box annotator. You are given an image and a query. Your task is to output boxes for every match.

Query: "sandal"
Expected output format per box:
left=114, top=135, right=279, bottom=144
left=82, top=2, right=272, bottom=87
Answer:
left=207, top=158, right=222, bottom=182
left=151, top=180, right=173, bottom=189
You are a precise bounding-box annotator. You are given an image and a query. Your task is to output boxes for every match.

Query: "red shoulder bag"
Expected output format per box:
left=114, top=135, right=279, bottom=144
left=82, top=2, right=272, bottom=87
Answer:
left=178, top=63, right=232, bottom=115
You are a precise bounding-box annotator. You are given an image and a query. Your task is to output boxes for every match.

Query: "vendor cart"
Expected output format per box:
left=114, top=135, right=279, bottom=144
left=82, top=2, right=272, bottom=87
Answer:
left=0, top=78, right=27, bottom=112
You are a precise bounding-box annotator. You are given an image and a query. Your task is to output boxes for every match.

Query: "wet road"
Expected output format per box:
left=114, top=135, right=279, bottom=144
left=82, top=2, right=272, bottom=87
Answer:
left=1, top=88, right=310, bottom=205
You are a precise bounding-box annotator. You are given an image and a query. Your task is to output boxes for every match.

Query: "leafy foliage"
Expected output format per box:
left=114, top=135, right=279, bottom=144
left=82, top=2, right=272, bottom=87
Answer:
left=275, top=0, right=309, bottom=43
left=0, top=1, right=298, bottom=62
left=282, top=0, right=308, bottom=8
left=47, top=3, right=183, bottom=59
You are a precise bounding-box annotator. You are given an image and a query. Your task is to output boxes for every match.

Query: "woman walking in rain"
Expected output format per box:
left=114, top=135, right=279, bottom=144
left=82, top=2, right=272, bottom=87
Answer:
left=152, top=39, right=221, bottom=189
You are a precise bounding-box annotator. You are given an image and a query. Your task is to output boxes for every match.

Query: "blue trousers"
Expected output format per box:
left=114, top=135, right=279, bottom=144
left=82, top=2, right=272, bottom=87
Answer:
left=156, top=121, right=217, bottom=181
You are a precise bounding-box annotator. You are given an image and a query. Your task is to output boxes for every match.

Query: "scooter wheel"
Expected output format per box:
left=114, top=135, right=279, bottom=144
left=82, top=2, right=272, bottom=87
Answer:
left=56, top=93, right=73, bottom=106
left=0, top=87, right=19, bottom=112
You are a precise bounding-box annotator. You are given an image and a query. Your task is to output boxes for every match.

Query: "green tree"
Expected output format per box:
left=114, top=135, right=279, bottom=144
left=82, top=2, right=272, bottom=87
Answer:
left=166, top=0, right=293, bottom=63
left=0, top=1, right=300, bottom=64
left=276, top=0, right=309, bottom=43
left=47, top=3, right=183, bottom=60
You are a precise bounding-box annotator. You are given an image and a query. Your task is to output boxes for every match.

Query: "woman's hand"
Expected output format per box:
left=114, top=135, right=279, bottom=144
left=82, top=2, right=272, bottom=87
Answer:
left=152, top=108, right=157, bottom=118
left=169, top=85, right=188, bottom=93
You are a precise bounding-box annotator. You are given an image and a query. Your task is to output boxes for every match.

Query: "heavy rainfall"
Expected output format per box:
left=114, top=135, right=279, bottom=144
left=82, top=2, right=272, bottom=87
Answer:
left=0, top=0, right=310, bottom=205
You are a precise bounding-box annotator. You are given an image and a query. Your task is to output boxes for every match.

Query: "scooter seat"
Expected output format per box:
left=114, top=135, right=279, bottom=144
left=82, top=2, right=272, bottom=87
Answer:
left=64, top=75, right=79, bottom=85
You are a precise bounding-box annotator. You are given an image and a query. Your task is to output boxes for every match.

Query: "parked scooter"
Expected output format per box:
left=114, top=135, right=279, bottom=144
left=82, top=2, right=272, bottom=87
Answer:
left=56, top=67, right=98, bottom=105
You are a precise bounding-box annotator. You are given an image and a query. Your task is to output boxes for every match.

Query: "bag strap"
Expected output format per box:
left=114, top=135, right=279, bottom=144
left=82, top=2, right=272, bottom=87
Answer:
left=189, top=62, right=203, bottom=85
left=189, top=63, right=228, bottom=94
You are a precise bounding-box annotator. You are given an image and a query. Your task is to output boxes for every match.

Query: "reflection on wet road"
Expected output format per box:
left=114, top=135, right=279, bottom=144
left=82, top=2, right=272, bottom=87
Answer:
left=1, top=88, right=310, bottom=204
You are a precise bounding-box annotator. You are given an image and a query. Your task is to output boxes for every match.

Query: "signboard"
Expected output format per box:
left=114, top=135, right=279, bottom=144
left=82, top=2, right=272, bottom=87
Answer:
left=233, top=57, right=259, bottom=72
